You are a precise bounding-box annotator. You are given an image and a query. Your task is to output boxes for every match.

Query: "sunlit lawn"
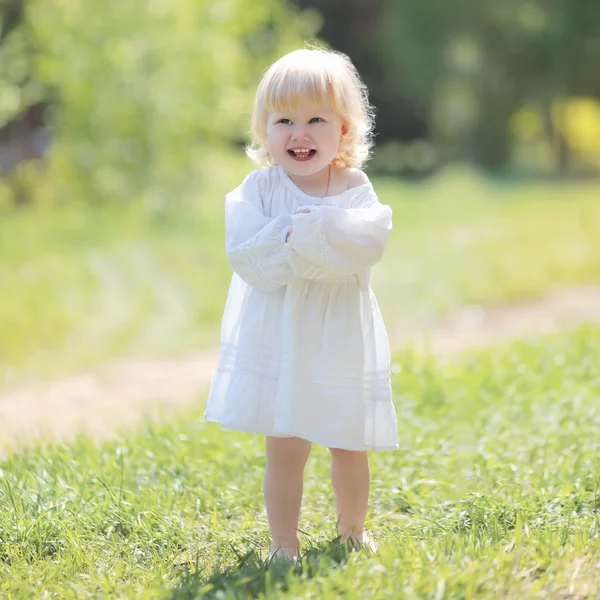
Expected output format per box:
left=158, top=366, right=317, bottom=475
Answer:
left=1, top=324, right=599, bottom=598
left=1, top=158, right=600, bottom=597
left=1, top=155, right=599, bottom=389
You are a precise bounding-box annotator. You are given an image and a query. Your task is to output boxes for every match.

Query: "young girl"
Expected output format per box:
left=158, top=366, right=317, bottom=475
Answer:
left=205, top=47, right=398, bottom=561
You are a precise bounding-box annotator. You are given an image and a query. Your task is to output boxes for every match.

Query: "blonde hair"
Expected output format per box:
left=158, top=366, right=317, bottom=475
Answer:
left=246, top=47, right=375, bottom=169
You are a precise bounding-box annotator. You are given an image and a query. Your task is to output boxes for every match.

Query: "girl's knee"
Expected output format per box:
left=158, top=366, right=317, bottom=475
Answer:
left=329, top=447, right=368, bottom=462
left=266, top=436, right=311, bottom=466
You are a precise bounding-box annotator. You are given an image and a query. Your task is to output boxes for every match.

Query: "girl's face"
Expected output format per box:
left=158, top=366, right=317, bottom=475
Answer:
left=266, top=100, right=345, bottom=176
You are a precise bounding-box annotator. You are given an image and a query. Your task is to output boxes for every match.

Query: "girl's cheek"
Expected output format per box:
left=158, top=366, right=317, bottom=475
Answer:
left=275, top=130, right=288, bottom=145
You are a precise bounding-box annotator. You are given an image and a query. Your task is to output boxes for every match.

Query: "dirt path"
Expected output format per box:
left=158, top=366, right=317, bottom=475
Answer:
left=1, top=285, right=599, bottom=456
left=389, top=284, right=600, bottom=354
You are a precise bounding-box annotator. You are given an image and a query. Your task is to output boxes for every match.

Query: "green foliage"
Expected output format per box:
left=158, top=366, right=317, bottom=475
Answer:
left=1, top=324, right=600, bottom=597
left=3, top=0, right=600, bottom=187
left=374, top=0, right=600, bottom=171
left=0, top=0, right=319, bottom=204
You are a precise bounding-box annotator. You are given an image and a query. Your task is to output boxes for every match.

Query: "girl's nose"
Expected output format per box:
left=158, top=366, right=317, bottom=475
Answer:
left=291, top=127, right=309, bottom=141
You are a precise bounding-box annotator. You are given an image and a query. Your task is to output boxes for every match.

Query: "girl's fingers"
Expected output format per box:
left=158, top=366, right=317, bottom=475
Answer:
left=296, top=205, right=318, bottom=214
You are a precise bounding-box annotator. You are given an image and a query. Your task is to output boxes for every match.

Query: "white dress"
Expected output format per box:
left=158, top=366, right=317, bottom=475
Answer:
left=204, top=166, right=398, bottom=451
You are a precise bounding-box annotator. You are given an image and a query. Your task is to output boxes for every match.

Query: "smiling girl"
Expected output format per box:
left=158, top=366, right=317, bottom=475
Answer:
left=205, top=47, right=398, bottom=562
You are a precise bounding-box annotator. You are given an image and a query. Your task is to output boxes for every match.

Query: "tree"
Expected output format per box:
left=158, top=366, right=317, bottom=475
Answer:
left=0, top=0, right=318, bottom=204
left=369, top=0, right=600, bottom=172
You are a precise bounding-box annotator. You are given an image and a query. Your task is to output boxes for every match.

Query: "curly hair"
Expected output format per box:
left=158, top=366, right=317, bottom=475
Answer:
left=246, top=47, right=375, bottom=169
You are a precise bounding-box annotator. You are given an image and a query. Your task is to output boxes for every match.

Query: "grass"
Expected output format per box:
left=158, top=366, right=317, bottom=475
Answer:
left=2, top=161, right=600, bottom=597
left=1, top=323, right=600, bottom=598
left=0, top=154, right=244, bottom=388
left=1, top=158, right=599, bottom=389
left=372, top=167, right=600, bottom=327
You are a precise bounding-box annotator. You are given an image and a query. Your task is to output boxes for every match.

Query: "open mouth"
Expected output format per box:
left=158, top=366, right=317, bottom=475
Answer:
left=287, top=148, right=317, bottom=161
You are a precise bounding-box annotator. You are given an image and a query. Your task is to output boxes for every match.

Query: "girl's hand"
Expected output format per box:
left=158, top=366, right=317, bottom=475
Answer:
left=289, top=206, right=318, bottom=242
left=296, top=205, right=319, bottom=215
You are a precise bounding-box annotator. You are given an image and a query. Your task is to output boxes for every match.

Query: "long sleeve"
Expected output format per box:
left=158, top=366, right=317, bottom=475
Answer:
left=288, top=195, right=392, bottom=273
left=225, top=173, right=294, bottom=292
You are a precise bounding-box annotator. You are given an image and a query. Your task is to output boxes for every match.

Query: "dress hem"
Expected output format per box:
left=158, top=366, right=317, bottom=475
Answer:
left=204, top=414, right=399, bottom=452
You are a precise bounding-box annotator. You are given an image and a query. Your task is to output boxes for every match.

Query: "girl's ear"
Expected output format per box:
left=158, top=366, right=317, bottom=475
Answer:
left=341, top=121, right=349, bottom=136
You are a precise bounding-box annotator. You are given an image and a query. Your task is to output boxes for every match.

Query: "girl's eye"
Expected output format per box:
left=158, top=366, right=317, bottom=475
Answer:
left=277, top=118, right=292, bottom=125
left=309, top=117, right=323, bottom=124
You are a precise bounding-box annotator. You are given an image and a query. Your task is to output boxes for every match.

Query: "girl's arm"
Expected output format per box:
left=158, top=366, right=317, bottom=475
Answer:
left=225, top=173, right=295, bottom=292
left=288, top=193, right=392, bottom=272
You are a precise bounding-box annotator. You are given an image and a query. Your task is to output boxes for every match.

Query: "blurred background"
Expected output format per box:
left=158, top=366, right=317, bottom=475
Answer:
left=1, top=0, right=599, bottom=390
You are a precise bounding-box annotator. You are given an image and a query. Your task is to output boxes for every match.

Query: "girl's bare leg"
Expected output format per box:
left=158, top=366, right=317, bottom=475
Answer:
left=264, top=436, right=312, bottom=559
left=329, top=448, right=373, bottom=547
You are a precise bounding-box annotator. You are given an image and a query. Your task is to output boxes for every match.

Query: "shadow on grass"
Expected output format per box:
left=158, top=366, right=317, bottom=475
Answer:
left=167, top=537, right=357, bottom=599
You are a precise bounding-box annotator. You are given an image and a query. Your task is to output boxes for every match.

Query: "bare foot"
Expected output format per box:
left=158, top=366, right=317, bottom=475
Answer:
left=268, top=546, right=299, bottom=564
left=340, top=532, right=378, bottom=553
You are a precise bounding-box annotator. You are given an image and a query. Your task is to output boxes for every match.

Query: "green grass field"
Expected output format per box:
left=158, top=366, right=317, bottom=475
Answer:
left=1, top=157, right=599, bottom=389
left=1, top=324, right=599, bottom=598
left=1, top=161, right=600, bottom=598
